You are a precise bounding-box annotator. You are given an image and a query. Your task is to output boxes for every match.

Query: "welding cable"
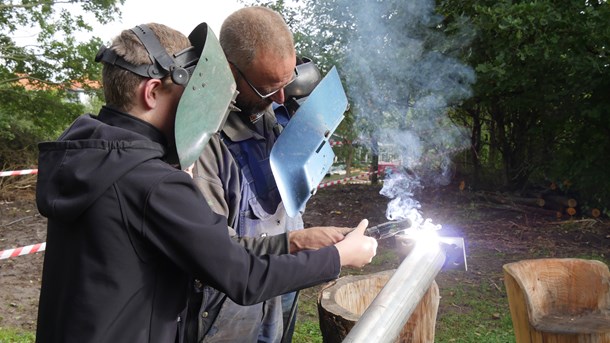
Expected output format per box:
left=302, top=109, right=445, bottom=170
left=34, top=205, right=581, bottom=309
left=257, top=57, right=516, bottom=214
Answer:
left=281, top=290, right=300, bottom=343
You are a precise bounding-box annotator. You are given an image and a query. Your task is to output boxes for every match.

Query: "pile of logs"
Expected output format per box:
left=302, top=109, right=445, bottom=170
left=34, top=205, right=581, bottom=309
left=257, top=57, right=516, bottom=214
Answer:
left=471, top=190, right=599, bottom=219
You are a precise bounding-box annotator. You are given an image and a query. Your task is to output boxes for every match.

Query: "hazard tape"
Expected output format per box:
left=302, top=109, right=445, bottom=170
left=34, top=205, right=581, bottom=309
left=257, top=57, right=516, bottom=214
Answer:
left=317, top=171, right=377, bottom=189
left=0, top=171, right=378, bottom=259
left=0, top=242, right=46, bottom=260
left=0, top=169, right=38, bottom=177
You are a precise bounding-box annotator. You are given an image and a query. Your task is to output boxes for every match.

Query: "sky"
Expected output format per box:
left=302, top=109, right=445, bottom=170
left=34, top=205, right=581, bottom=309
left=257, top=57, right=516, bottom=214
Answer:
left=12, top=0, right=244, bottom=45
left=95, top=0, right=244, bottom=42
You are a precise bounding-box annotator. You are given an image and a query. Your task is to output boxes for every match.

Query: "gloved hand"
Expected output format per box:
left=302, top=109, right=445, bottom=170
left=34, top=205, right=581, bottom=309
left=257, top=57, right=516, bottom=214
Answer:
left=288, top=226, right=354, bottom=253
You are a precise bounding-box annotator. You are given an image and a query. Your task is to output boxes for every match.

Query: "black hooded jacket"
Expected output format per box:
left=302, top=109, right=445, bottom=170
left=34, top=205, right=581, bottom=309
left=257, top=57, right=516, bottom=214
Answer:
left=35, top=106, right=340, bottom=343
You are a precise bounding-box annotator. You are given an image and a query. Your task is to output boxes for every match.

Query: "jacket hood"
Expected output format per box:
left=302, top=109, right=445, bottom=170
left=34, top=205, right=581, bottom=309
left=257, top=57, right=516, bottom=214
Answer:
left=36, top=108, right=166, bottom=222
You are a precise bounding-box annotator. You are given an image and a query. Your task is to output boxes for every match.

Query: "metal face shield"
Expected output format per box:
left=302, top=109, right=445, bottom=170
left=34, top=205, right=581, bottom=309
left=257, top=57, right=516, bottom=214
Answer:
left=270, top=67, right=348, bottom=217
left=174, top=23, right=238, bottom=169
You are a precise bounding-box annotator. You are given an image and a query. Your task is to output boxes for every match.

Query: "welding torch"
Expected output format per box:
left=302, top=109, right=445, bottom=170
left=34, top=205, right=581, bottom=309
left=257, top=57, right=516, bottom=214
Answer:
left=364, top=218, right=413, bottom=240
left=352, top=219, right=467, bottom=271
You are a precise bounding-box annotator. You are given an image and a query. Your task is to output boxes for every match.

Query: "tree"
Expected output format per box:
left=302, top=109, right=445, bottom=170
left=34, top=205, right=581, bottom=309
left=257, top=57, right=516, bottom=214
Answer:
left=439, top=0, right=610, bottom=210
left=0, top=0, right=123, bottom=167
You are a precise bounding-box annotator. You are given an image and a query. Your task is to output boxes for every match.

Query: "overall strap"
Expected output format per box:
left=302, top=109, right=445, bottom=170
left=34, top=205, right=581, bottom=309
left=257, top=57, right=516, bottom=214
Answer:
left=219, top=133, right=272, bottom=201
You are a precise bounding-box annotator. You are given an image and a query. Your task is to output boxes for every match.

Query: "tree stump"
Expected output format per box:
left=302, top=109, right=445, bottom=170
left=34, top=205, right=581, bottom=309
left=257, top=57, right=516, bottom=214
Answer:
left=317, top=269, right=440, bottom=343
left=503, top=258, right=610, bottom=343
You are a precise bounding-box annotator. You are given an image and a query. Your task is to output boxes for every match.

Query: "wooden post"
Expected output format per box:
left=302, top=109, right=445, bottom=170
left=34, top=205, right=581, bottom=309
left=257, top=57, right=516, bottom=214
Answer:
left=503, top=258, right=610, bottom=343
left=318, top=271, right=439, bottom=343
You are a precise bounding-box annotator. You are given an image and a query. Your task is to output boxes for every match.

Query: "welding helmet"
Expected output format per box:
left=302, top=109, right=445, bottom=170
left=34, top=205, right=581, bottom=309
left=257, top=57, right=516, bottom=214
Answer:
left=283, top=57, right=322, bottom=115
left=270, top=67, right=347, bottom=217
left=173, top=23, right=237, bottom=169
left=96, top=23, right=237, bottom=169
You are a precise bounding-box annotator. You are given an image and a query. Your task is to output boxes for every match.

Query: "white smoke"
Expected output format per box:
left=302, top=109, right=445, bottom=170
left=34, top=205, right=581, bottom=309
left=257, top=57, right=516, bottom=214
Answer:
left=322, top=0, right=476, bottom=223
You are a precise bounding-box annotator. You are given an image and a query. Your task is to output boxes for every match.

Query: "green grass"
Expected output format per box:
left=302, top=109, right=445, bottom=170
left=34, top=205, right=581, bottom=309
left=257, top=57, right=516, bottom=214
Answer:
left=434, top=274, right=515, bottom=343
left=572, top=252, right=609, bottom=265
left=292, top=320, right=323, bottom=343
left=0, top=327, right=34, bottom=343
left=292, top=286, right=324, bottom=343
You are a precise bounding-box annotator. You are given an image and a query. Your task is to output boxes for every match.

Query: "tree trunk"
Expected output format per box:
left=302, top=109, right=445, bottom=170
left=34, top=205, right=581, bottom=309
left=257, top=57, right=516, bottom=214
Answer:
left=469, top=107, right=482, bottom=187
left=371, top=137, right=379, bottom=184
left=345, top=142, right=354, bottom=177
left=318, top=270, right=440, bottom=343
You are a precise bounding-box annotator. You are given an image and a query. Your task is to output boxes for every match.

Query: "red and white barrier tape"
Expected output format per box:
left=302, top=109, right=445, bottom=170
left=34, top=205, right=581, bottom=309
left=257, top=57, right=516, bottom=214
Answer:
left=0, top=242, right=46, bottom=260
left=317, top=171, right=376, bottom=189
left=0, top=169, right=38, bottom=177
left=0, top=171, right=378, bottom=260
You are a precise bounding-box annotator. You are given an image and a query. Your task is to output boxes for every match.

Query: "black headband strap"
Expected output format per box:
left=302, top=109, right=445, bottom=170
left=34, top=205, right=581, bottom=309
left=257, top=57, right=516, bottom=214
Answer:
left=95, top=24, right=200, bottom=86
left=95, top=46, right=157, bottom=79
left=130, top=24, right=175, bottom=73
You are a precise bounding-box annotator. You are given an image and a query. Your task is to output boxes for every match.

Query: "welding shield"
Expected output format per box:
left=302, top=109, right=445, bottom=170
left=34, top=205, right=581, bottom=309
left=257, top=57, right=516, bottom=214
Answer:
left=174, top=23, right=238, bottom=169
left=270, top=67, right=348, bottom=217
left=282, top=58, right=323, bottom=116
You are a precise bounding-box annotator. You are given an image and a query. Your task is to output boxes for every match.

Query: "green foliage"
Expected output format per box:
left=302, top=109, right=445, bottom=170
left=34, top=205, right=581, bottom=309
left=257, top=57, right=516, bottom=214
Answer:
left=0, top=85, right=84, bottom=166
left=0, top=0, right=122, bottom=167
left=439, top=0, right=610, bottom=208
left=1, top=0, right=121, bottom=86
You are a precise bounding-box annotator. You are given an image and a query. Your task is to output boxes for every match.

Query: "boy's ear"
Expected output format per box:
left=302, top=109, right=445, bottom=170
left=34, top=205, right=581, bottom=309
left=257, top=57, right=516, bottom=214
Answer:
left=142, top=78, right=163, bottom=110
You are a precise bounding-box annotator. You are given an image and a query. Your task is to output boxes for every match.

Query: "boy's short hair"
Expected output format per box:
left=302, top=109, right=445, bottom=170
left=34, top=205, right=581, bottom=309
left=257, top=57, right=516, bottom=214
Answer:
left=102, top=23, right=191, bottom=111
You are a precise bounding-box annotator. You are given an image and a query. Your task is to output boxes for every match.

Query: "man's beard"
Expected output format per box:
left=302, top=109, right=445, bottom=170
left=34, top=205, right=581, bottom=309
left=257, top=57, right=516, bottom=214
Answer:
left=236, top=94, right=272, bottom=115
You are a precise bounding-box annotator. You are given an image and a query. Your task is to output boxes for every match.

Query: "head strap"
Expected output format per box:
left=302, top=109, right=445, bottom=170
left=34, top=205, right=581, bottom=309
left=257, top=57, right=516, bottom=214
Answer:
left=95, top=24, right=199, bottom=85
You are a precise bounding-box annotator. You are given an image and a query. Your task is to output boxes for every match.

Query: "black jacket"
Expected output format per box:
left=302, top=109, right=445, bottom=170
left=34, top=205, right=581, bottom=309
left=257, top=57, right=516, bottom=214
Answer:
left=35, top=106, right=340, bottom=343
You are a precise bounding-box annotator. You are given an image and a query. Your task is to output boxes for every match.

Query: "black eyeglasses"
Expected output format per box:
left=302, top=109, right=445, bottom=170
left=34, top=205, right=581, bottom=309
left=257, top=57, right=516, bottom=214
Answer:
left=229, top=61, right=299, bottom=100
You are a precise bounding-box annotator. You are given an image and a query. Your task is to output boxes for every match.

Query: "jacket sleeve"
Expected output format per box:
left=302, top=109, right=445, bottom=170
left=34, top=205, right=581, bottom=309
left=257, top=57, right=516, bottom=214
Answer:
left=192, top=134, right=239, bottom=224
left=141, top=169, right=340, bottom=305
left=192, top=134, right=289, bottom=255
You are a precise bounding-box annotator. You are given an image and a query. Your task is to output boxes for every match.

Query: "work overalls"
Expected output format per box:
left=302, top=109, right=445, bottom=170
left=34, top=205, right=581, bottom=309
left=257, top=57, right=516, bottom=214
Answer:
left=203, top=107, right=302, bottom=343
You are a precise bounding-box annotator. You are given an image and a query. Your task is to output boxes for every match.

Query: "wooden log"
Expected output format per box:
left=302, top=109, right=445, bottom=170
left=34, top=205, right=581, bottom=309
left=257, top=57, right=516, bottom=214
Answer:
left=591, top=208, right=601, bottom=218
left=476, top=191, right=546, bottom=208
left=318, top=270, right=440, bottom=343
left=541, top=194, right=578, bottom=212
left=503, top=258, right=610, bottom=343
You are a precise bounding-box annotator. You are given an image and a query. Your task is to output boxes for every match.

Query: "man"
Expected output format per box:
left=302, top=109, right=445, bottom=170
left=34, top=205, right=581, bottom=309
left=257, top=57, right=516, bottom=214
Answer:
left=35, top=22, right=377, bottom=342
left=191, top=7, right=336, bottom=343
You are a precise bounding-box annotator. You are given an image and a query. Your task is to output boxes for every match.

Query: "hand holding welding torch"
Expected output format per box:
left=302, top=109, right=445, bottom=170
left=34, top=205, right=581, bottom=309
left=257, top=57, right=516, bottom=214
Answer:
left=288, top=226, right=357, bottom=253
left=334, top=219, right=378, bottom=268
left=352, top=219, right=468, bottom=271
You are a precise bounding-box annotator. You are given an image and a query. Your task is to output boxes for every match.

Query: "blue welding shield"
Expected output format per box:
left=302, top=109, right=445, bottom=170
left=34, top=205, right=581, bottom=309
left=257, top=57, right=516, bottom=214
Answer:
left=270, top=67, right=348, bottom=217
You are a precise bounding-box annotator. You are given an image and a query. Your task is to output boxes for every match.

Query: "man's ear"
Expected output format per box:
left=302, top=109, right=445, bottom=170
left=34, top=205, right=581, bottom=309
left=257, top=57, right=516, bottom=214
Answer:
left=141, top=78, right=164, bottom=110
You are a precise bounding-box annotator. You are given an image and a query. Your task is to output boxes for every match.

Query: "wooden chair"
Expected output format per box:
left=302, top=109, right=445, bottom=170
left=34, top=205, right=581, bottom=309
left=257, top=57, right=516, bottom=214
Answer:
left=503, top=258, right=610, bottom=343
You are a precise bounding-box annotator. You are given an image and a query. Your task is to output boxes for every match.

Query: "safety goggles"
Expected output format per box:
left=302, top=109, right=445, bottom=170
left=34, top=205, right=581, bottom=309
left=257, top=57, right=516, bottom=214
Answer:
left=229, top=61, right=298, bottom=99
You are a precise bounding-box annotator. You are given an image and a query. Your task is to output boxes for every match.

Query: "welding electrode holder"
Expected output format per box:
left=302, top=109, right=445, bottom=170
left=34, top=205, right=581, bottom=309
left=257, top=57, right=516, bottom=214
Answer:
left=364, top=219, right=467, bottom=271
left=364, top=218, right=412, bottom=240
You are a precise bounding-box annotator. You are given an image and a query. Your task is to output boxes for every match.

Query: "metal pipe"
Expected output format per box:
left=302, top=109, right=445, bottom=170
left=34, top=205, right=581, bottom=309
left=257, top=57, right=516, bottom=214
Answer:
left=342, top=234, right=446, bottom=343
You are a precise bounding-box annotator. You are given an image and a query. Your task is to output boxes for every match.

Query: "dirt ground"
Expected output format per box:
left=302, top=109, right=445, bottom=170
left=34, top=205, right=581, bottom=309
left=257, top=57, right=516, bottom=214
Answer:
left=0, top=181, right=609, bottom=334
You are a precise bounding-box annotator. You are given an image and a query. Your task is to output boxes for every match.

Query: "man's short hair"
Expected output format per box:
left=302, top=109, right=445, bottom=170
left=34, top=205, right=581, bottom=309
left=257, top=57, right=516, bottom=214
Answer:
left=101, top=23, right=191, bottom=111
left=219, top=6, right=294, bottom=70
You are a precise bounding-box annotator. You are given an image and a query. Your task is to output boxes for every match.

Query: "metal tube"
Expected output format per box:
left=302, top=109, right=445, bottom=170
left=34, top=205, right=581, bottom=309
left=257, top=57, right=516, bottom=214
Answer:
left=342, top=235, right=446, bottom=343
